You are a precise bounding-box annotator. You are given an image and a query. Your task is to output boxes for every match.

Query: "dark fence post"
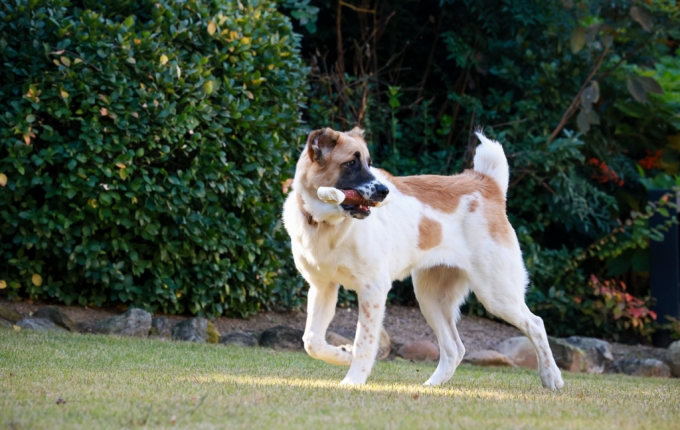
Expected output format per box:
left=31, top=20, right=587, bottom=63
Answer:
left=648, top=189, right=680, bottom=347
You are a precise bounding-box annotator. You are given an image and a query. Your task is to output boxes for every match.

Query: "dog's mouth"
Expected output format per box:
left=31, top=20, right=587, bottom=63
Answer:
left=339, top=189, right=377, bottom=219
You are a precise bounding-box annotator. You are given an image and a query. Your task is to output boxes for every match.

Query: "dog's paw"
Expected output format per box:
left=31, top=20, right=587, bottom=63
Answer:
left=540, top=367, right=565, bottom=390
left=339, top=377, right=365, bottom=386
left=422, top=379, right=442, bottom=387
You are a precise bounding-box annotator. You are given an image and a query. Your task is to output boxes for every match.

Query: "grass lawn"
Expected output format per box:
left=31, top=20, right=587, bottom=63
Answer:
left=1, top=329, right=678, bottom=429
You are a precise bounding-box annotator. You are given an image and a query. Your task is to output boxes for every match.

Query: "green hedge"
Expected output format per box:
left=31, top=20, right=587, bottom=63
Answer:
left=0, top=0, right=307, bottom=316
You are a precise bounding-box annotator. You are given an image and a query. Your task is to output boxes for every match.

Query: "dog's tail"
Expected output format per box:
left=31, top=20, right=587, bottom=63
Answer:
left=473, top=131, right=509, bottom=196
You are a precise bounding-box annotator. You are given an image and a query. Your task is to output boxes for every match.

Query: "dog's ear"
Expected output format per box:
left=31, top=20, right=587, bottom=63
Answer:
left=306, top=128, right=339, bottom=165
left=347, top=127, right=365, bottom=139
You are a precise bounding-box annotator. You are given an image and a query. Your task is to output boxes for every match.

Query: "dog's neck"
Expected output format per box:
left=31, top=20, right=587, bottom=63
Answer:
left=296, top=192, right=319, bottom=226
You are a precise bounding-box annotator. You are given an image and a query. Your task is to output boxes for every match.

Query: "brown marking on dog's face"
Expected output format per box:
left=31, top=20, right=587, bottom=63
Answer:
left=469, top=199, right=479, bottom=212
left=379, top=169, right=514, bottom=247
left=297, top=127, right=372, bottom=199
left=418, top=216, right=442, bottom=250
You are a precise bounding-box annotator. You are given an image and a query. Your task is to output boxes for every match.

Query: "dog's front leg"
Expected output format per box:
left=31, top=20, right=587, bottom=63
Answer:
left=340, top=281, right=389, bottom=385
left=302, top=280, right=353, bottom=366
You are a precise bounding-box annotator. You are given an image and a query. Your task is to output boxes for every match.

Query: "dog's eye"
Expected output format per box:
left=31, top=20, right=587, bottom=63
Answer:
left=345, top=160, right=357, bottom=167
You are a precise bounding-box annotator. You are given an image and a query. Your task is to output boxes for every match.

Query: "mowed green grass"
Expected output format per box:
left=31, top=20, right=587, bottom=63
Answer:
left=1, top=329, right=678, bottom=430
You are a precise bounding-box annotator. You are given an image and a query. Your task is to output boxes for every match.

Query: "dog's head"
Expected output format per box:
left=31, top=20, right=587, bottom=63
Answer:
left=296, top=127, right=389, bottom=220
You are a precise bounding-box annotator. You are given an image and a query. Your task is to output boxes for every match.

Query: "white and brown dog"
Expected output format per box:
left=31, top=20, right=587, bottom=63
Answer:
left=282, top=127, right=564, bottom=389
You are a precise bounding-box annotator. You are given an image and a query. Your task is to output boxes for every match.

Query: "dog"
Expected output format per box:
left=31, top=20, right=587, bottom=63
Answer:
left=282, top=127, right=564, bottom=389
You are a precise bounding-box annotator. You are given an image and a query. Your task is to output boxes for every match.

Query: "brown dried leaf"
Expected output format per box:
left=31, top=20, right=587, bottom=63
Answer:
left=576, top=109, right=590, bottom=134
left=581, top=81, right=600, bottom=112
left=637, top=76, right=664, bottom=95
left=630, top=6, right=653, bottom=32
left=627, top=78, right=647, bottom=103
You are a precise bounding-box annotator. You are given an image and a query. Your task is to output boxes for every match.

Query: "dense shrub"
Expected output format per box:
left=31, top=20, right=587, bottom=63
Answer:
left=0, top=0, right=307, bottom=316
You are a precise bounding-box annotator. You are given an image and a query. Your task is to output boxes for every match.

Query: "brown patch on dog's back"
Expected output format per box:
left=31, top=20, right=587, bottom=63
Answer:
left=418, top=216, right=442, bottom=250
left=379, top=169, right=514, bottom=247
left=486, top=202, right=513, bottom=247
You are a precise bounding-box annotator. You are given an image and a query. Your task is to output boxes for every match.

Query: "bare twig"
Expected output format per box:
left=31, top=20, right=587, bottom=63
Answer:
left=336, top=1, right=345, bottom=76
left=339, top=1, right=376, bottom=14
left=598, top=40, right=650, bottom=79
left=414, top=10, right=444, bottom=106
left=50, top=47, right=102, bottom=72
left=491, top=118, right=529, bottom=128
left=509, top=170, right=530, bottom=188
left=548, top=47, right=609, bottom=143
left=463, top=107, right=477, bottom=169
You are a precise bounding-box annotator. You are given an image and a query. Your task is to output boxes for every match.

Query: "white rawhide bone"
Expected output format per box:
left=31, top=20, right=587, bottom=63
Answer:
left=317, top=187, right=346, bottom=204
left=317, top=186, right=391, bottom=207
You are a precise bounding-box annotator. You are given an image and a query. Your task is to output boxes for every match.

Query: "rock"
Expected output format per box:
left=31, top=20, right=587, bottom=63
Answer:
left=377, top=327, right=391, bottom=360
left=259, top=325, right=304, bottom=351
left=549, top=337, right=585, bottom=372
left=1, top=317, right=13, bottom=329
left=172, top=318, right=212, bottom=343
left=149, top=316, right=172, bottom=338
left=326, top=330, right=353, bottom=348
left=495, top=336, right=537, bottom=369
left=95, top=308, right=152, bottom=337
left=219, top=331, right=257, bottom=347
left=565, top=336, right=613, bottom=374
left=463, top=350, right=515, bottom=367
left=0, top=305, right=21, bottom=323
left=34, top=306, right=76, bottom=331
left=397, top=340, right=439, bottom=361
left=16, top=317, right=66, bottom=332
left=613, top=358, right=671, bottom=378
left=667, top=340, right=680, bottom=377
left=75, top=321, right=95, bottom=334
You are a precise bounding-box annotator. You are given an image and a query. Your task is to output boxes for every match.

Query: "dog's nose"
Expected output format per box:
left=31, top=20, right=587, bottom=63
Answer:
left=374, top=183, right=389, bottom=201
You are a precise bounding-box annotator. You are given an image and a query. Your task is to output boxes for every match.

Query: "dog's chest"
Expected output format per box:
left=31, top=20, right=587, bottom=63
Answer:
left=294, top=233, right=371, bottom=288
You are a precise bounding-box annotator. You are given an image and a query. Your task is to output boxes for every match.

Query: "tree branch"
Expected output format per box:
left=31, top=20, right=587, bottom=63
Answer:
left=548, top=47, right=609, bottom=143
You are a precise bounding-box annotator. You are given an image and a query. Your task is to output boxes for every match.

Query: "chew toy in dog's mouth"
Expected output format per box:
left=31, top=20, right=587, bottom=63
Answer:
left=317, top=187, right=380, bottom=218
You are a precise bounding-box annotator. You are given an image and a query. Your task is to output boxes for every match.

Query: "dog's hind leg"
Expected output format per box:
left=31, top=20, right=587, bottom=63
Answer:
left=302, top=280, right=353, bottom=366
left=469, top=257, right=564, bottom=390
left=413, top=265, right=469, bottom=386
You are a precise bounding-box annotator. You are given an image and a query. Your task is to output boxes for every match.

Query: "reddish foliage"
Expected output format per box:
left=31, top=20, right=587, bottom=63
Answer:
left=588, top=158, right=624, bottom=187
left=589, top=274, right=657, bottom=329
left=638, top=150, right=662, bottom=169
